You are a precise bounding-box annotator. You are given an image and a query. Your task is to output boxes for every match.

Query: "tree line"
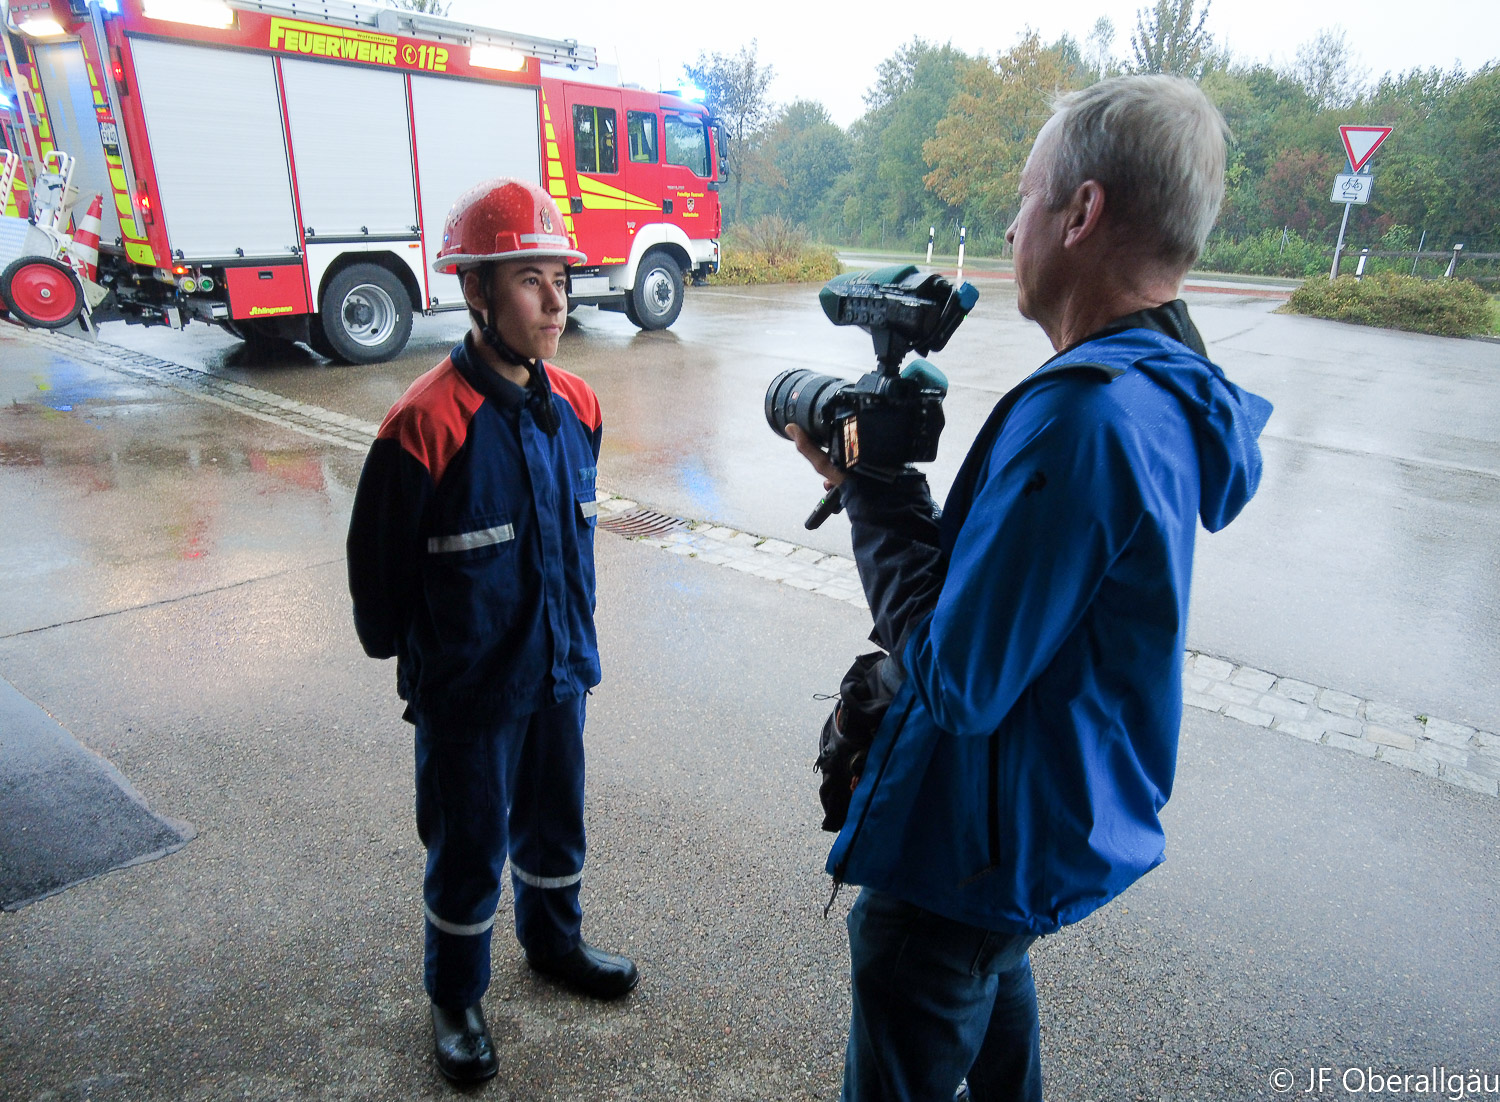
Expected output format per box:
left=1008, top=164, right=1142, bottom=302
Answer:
left=684, top=1, right=1499, bottom=277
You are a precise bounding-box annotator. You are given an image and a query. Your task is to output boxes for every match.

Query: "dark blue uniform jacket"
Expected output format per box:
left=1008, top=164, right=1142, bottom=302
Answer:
left=347, top=336, right=603, bottom=728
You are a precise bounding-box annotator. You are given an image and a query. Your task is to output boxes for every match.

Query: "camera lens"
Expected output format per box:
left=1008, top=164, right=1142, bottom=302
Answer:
left=764, top=368, right=849, bottom=446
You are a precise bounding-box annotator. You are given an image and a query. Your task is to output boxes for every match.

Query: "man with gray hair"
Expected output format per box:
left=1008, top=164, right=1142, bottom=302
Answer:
left=787, top=75, right=1273, bottom=1100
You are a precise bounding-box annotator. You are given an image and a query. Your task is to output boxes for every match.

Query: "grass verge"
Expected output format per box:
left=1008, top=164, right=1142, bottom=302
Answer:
left=1283, top=274, right=1495, bottom=338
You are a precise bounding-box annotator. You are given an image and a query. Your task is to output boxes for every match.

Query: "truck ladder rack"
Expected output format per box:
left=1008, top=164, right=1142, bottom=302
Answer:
left=0, top=150, right=16, bottom=213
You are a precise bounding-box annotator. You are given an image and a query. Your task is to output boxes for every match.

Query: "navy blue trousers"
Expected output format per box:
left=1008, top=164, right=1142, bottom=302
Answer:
left=843, top=888, right=1042, bottom=1102
left=414, top=695, right=587, bottom=1009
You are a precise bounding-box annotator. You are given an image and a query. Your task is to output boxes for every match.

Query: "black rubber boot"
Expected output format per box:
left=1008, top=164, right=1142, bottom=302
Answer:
left=431, top=1002, right=498, bottom=1084
left=526, top=940, right=639, bottom=1000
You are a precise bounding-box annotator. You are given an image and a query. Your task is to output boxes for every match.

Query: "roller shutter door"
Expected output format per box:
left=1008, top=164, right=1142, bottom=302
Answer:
left=280, top=59, right=416, bottom=239
left=32, top=42, right=120, bottom=243
left=128, top=37, right=297, bottom=261
left=409, top=76, right=539, bottom=307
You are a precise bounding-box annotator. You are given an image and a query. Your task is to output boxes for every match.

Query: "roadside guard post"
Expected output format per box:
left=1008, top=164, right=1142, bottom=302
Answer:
left=1445, top=244, right=1464, bottom=278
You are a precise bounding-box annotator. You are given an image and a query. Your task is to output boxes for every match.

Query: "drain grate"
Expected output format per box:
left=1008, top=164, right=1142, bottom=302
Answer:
left=598, top=508, right=690, bottom=538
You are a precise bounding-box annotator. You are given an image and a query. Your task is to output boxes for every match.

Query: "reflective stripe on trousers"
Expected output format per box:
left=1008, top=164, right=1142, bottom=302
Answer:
left=415, top=695, right=588, bottom=1008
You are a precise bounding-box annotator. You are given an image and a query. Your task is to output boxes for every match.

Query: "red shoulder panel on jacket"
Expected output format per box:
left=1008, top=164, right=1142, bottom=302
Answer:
left=377, top=358, right=485, bottom=486
left=545, top=364, right=602, bottom=432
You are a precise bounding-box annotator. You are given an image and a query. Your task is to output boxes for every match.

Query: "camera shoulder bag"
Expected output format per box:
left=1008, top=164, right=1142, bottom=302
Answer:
left=816, top=649, right=899, bottom=832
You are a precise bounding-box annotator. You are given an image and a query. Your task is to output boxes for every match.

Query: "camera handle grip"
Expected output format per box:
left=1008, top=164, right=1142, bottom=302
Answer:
left=805, top=485, right=845, bottom=530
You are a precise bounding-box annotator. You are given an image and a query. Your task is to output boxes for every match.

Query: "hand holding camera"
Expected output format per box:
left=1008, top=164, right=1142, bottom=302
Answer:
left=765, top=265, right=978, bottom=528
left=767, top=266, right=976, bottom=832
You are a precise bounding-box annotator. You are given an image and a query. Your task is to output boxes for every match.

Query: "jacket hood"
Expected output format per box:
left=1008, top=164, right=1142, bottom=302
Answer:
left=1132, top=342, right=1271, bottom=532
left=1060, top=305, right=1272, bottom=533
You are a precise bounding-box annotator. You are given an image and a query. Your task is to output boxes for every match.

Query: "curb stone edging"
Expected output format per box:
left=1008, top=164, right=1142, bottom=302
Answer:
left=599, top=495, right=1498, bottom=801
left=1183, top=653, right=1498, bottom=797
left=5, top=325, right=378, bottom=450
left=596, top=494, right=870, bottom=610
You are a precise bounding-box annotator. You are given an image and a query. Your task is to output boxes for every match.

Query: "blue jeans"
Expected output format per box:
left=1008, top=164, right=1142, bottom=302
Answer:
left=843, top=888, right=1041, bottom=1102
left=415, top=696, right=587, bottom=1009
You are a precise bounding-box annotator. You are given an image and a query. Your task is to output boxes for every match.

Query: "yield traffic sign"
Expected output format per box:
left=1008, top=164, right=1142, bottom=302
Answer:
left=1339, top=125, right=1393, bottom=172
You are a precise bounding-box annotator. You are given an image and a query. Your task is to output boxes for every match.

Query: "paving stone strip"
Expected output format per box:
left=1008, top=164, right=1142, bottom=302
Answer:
left=597, top=493, right=1499, bottom=801
left=15, top=326, right=1496, bottom=799
left=13, top=327, right=378, bottom=451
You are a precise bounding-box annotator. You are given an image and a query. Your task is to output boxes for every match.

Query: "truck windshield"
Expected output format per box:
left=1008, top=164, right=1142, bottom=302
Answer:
left=663, top=113, right=709, bottom=177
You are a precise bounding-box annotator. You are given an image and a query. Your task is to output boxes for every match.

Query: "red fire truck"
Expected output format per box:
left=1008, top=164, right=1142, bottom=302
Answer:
left=0, top=0, right=723, bottom=361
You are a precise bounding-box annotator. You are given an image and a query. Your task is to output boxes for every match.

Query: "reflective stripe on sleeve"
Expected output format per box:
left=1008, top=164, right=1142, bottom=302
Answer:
left=427, top=523, right=515, bottom=554
left=424, top=904, right=497, bottom=937
left=512, top=863, right=583, bottom=889
left=578, top=500, right=599, bottom=519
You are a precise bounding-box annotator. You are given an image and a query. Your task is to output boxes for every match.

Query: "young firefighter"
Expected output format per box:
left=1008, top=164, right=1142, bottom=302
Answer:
left=347, top=178, right=637, bottom=1085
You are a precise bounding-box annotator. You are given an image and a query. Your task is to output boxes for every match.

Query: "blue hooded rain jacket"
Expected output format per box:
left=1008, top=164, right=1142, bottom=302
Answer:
left=828, top=303, right=1274, bottom=934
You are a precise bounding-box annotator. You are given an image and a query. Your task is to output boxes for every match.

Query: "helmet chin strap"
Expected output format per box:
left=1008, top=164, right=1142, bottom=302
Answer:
left=473, top=275, right=560, bottom=436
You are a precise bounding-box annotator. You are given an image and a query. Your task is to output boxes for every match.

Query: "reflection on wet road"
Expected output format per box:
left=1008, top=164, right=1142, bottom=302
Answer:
left=1, top=341, right=359, bottom=638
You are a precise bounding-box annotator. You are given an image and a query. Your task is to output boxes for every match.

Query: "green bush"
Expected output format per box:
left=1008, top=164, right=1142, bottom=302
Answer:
left=710, top=216, right=842, bottom=285
left=1285, top=274, right=1495, bottom=337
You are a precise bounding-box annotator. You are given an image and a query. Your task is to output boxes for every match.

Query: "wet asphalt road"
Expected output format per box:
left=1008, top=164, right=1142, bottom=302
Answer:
left=93, top=274, right=1500, bottom=729
left=1, top=279, right=1498, bottom=1100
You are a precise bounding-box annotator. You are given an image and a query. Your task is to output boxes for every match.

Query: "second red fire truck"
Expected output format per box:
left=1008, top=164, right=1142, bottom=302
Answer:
left=0, top=0, right=724, bottom=361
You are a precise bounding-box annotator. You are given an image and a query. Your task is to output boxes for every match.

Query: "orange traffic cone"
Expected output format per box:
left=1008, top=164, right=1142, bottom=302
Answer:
left=69, top=193, right=103, bottom=283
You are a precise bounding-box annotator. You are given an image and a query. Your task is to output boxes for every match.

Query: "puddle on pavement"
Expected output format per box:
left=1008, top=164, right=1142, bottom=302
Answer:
left=1, top=366, right=361, bottom=635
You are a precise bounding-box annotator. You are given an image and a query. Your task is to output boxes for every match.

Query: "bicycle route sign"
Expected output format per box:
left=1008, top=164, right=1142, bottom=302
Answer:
left=1331, top=173, right=1373, bottom=204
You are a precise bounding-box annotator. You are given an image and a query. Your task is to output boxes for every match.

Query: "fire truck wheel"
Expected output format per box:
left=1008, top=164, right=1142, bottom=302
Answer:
left=1, top=256, right=85, bottom=330
left=628, top=251, right=684, bottom=331
left=321, top=263, right=414, bottom=364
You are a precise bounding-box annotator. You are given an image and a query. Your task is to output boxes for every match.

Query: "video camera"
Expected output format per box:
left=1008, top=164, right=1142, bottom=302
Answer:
left=765, top=264, right=978, bottom=528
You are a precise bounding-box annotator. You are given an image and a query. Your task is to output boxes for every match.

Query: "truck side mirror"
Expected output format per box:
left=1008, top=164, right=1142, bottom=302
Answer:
left=710, top=119, right=729, bottom=182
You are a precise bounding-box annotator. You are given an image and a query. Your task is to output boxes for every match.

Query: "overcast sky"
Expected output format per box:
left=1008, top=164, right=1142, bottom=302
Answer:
left=457, top=0, right=1497, bottom=128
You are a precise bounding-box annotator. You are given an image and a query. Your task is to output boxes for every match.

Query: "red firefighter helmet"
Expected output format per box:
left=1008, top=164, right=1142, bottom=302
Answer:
left=432, top=178, right=586, bottom=274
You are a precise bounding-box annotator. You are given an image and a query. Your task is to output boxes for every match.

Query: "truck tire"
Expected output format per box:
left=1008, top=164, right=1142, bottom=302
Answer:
left=628, top=250, right=684, bottom=330
left=320, top=262, right=413, bottom=364
left=1, top=256, right=84, bottom=329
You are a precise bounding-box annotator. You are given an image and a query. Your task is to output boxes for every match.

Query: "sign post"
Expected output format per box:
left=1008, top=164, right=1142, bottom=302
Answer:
left=1329, top=125, right=1392, bottom=280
